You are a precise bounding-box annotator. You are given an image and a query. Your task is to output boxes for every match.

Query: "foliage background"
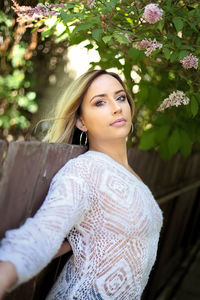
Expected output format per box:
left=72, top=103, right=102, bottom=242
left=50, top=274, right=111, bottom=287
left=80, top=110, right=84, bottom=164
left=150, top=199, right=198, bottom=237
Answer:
left=0, top=0, right=70, bottom=141
left=1, top=0, right=200, bottom=160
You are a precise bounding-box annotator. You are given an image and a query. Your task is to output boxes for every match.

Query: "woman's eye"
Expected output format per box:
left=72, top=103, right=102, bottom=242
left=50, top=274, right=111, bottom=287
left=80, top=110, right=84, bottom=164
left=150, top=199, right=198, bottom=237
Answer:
left=117, top=95, right=126, bottom=101
left=95, top=100, right=105, bottom=106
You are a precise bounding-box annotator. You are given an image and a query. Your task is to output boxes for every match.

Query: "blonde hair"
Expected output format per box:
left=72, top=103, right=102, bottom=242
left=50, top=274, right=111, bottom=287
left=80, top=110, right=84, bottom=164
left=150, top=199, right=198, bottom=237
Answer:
left=40, top=70, right=135, bottom=144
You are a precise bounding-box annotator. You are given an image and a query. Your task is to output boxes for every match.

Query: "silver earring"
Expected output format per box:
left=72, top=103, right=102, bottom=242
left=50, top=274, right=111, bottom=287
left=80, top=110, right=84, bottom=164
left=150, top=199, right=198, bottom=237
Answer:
left=130, top=123, right=134, bottom=134
left=80, top=131, right=88, bottom=146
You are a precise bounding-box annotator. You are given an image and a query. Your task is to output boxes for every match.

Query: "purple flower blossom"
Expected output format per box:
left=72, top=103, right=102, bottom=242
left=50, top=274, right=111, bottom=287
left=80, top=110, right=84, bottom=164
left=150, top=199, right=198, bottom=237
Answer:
left=157, top=91, right=190, bottom=111
left=142, top=3, right=163, bottom=24
left=11, top=0, right=66, bottom=25
left=180, top=53, right=198, bottom=70
left=135, top=38, right=162, bottom=56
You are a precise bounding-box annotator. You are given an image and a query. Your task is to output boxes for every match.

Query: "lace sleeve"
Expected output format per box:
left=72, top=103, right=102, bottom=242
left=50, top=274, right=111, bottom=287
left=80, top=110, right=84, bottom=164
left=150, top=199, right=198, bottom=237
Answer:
left=0, top=160, right=90, bottom=289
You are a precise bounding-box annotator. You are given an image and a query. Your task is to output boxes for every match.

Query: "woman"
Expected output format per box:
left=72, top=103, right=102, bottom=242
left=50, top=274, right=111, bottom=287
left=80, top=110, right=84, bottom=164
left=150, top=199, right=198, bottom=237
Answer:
left=0, top=70, right=163, bottom=299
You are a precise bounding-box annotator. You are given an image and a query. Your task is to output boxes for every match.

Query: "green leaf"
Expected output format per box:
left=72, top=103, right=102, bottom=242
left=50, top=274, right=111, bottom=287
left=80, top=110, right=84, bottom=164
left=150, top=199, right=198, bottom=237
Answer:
left=85, top=43, right=94, bottom=50
left=158, top=141, right=171, bottom=161
left=179, top=130, right=193, bottom=157
left=109, top=0, right=118, bottom=8
left=41, top=28, right=53, bottom=40
left=168, top=128, right=181, bottom=155
left=170, top=51, right=179, bottom=62
left=156, top=19, right=165, bottom=32
left=139, top=129, right=156, bottom=150
left=92, top=29, right=103, bottom=42
left=194, top=93, right=200, bottom=103
left=172, top=17, right=184, bottom=32
left=163, top=47, right=171, bottom=60
left=66, top=2, right=77, bottom=9
left=180, top=45, right=195, bottom=51
left=0, top=11, right=12, bottom=27
left=113, top=32, right=129, bottom=45
left=136, top=83, right=148, bottom=106
left=72, top=23, right=92, bottom=34
left=190, top=96, right=199, bottom=117
left=187, top=20, right=198, bottom=32
left=179, top=50, right=190, bottom=60
left=105, top=0, right=117, bottom=11
left=155, top=125, right=171, bottom=143
left=70, top=33, right=87, bottom=45
left=128, top=48, right=143, bottom=62
left=174, top=37, right=182, bottom=48
left=60, top=11, right=76, bottom=23
left=102, top=35, right=112, bottom=43
left=148, top=86, right=160, bottom=109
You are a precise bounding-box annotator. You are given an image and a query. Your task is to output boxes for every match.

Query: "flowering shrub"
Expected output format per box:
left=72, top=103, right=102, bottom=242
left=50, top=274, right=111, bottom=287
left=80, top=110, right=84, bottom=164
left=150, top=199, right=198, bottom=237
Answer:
left=3, top=0, right=200, bottom=159
left=180, top=53, right=199, bottom=70
left=142, top=3, right=163, bottom=24
left=135, top=38, right=162, bottom=56
left=12, top=1, right=65, bottom=24
left=0, top=10, right=38, bottom=140
left=157, top=91, right=190, bottom=111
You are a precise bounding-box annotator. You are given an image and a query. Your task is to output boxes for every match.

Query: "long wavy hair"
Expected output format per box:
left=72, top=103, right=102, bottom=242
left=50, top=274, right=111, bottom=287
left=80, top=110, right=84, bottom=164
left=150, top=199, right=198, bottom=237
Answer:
left=40, top=69, right=135, bottom=144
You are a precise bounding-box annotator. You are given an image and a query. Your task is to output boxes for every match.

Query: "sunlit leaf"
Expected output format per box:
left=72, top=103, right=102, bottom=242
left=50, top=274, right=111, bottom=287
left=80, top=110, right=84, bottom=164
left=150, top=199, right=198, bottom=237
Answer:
left=172, top=17, right=184, bottom=32
left=92, top=29, right=103, bottom=42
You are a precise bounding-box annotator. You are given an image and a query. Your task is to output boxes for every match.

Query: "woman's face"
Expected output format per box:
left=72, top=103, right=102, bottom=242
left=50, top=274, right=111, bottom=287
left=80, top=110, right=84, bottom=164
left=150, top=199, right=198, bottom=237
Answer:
left=76, top=74, right=132, bottom=143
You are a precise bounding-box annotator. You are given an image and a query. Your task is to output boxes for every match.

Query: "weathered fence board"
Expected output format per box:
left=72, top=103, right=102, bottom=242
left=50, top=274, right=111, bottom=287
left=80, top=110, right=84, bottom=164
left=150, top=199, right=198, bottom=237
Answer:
left=0, top=140, right=200, bottom=300
left=0, top=142, right=86, bottom=237
left=143, top=190, right=200, bottom=299
left=0, top=141, right=86, bottom=300
left=128, top=147, right=200, bottom=198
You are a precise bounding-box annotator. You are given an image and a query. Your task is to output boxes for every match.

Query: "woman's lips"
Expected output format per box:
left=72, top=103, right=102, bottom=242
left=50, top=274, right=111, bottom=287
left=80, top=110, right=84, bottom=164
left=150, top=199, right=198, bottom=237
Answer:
left=110, top=118, right=126, bottom=127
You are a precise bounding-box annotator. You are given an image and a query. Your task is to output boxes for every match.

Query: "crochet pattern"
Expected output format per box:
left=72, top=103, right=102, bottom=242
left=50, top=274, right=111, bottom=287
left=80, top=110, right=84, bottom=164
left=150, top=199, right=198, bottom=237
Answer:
left=0, top=150, right=163, bottom=299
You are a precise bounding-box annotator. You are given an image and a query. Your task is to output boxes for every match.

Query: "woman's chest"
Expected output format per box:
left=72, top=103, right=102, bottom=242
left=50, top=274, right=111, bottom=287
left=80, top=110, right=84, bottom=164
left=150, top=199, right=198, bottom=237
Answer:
left=81, top=173, right=163, bottom=240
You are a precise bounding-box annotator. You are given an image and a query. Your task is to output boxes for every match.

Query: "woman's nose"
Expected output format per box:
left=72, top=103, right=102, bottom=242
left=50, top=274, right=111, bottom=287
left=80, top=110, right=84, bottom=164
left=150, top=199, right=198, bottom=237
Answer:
left=111, top=100, right=122, bottom=115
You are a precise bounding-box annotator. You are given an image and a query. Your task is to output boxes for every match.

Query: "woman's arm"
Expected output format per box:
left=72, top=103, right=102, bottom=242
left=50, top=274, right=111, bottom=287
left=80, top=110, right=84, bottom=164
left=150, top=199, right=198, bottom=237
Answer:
left=0, top=160, right=89, bottom=291
left=53, top=240, right=72, bottom=259
left=0, top=240, right=72, bottom=299
left=0, top=261, right=18, bottom=299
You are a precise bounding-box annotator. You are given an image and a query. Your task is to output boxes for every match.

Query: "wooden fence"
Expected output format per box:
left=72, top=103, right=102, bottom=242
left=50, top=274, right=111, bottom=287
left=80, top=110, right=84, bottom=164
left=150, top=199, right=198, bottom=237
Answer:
left=0, top=140, right=200, bottom=300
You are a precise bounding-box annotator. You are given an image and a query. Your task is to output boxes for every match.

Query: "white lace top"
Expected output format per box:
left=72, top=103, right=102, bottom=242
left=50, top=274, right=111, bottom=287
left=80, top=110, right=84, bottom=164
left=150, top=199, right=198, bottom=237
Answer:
left=0, top=150, right=163, bottom=300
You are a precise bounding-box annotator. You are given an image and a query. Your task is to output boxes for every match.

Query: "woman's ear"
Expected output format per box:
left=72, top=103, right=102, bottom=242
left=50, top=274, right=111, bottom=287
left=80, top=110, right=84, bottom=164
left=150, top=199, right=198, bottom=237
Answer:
left=76, top=118, right=87, bottom=132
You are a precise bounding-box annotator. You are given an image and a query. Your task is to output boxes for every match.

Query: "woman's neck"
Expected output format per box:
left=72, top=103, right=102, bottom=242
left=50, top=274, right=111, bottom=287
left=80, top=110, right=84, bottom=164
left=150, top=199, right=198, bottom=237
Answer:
left=89, top=139, right=129, bottom=167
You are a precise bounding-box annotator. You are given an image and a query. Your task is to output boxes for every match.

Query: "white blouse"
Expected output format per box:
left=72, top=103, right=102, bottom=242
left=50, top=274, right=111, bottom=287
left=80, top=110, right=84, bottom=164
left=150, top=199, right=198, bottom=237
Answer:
left=0, top=150, right=163, bottom=299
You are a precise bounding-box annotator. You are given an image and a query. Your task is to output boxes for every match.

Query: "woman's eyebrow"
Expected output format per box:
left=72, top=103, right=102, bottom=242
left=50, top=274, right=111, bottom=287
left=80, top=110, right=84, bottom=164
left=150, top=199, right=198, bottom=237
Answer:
left=90, top=89, right=125, bottom=102
left=90, top=93, right=106, bottom=102
left=115, top=89, right=125, bottom=95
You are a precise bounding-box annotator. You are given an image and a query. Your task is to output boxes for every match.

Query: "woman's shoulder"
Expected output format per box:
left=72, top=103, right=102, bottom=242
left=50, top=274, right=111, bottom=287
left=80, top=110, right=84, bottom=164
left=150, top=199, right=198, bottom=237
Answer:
left=53, top=150, right=110, bottom=184
left=54, top=151, right=95, bottom=179
left=64, top=151, right=93, bottom=169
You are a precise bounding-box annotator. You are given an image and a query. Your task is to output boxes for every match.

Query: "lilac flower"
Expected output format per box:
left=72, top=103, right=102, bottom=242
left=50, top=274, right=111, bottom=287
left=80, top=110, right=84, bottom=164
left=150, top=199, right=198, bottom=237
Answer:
left=180, top=53, right=198, bottom=70
left=135, top=38, right=162, bottom=56
left=11, top=0, right=65, bottom=25
left=157, top=91, right=190, bottom=111
left=142, top=4, right=163, bottom=24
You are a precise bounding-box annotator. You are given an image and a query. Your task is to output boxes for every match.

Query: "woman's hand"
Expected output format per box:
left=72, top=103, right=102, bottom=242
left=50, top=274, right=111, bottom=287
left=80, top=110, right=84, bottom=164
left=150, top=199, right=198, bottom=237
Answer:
left=53, top=240, right=72, bottom=259
left=0, top=261, right=18, bottom=299
left=0, top=241, right=71, bottom=299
